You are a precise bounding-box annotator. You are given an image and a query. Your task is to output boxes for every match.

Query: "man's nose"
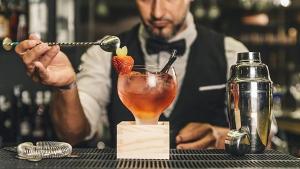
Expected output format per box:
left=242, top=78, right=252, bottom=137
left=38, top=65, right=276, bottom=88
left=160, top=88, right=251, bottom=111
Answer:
left=151, top=0, right=166, bottom=19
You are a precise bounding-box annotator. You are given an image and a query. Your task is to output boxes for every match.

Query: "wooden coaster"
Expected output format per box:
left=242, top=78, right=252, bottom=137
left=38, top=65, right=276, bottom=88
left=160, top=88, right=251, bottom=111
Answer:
left=117, top=121, right=169, bottom=159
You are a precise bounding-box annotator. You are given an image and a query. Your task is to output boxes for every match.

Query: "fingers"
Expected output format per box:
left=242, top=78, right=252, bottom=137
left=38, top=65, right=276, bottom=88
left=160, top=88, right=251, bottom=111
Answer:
left=23, top=43, right=51, bottom=66
left=16, top=33, right=59, bottom=68
left=32, top=61, right=49, bottom=83
left=15, top=40, right=41, bottom=55
left=29, top=33, right=41, bottom=40
left=15, top=33, right=42, bottom=54
left=14, top=33, right=72, bottom=87
left=25, top=44, right=55, bottom=82
left=39, top=45, right=60, bottom=67
left=177, top=134, right=216, bottom=150
left=212, top=126, right=229, bottom=149
left=176, top=123, right=213, bottom=144
left=18, top=43, right=59, bottom=72
left=176, top=123, right=197, bottom=135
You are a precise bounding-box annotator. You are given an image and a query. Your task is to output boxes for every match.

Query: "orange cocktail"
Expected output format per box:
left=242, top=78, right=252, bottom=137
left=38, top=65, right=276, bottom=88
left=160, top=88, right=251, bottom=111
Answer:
left=117, top=65, right=177, bottom=124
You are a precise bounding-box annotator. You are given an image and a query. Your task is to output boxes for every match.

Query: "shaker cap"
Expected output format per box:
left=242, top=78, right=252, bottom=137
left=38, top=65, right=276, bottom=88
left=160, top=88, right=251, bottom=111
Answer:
left=237, top=52, right=261, bottom=63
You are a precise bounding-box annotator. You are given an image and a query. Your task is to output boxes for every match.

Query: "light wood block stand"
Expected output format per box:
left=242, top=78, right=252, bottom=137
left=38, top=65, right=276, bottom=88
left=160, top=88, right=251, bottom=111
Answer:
left=117, top=121, right=170, bottom=159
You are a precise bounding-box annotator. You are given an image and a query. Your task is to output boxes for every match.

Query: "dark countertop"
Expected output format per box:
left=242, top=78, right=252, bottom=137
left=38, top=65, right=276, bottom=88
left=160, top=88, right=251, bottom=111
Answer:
left=0, top=148, right=300, bottom=169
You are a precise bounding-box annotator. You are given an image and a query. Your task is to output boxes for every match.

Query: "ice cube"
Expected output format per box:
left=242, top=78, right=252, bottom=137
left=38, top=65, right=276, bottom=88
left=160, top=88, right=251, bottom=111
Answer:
left=127, top=73, right=148, bottom=94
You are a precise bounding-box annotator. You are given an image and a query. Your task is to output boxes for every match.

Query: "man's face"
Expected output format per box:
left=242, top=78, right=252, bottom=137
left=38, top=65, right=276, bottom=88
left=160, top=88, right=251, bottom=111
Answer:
left=136, top=0, right=191, bottom=40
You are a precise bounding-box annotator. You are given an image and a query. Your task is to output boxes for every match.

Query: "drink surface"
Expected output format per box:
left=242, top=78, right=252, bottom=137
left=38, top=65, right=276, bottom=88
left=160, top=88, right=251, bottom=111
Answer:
left=118, top=71, right=177, bottom=122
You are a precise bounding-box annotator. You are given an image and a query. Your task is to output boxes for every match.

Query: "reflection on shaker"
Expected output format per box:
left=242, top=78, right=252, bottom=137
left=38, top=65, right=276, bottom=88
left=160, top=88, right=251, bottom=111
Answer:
left=232, top=84, right=241, bottom=129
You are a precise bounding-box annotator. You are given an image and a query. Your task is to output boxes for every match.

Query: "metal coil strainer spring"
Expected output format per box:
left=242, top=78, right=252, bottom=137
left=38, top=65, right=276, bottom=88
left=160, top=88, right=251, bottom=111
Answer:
left=17, top=141, right=72, bottom=161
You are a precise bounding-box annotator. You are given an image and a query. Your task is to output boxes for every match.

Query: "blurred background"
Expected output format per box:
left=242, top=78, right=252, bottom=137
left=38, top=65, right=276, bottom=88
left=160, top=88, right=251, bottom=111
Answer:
left=0, top=0, right=300, bottom=157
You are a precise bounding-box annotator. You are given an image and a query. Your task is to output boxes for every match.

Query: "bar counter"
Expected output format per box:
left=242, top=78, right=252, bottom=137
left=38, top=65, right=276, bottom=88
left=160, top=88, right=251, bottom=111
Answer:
left=0, top=148, right=300, bottom=169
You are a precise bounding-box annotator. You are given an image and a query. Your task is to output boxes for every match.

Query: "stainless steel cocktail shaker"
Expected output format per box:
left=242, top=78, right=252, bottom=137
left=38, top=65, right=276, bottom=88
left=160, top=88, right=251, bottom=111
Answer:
left=225, top=52, right=273, bottom=155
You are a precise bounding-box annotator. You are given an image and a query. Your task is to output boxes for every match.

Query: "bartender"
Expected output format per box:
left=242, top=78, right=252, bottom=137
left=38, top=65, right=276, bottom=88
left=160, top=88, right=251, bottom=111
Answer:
left=15, top=0, right=248, bottom=149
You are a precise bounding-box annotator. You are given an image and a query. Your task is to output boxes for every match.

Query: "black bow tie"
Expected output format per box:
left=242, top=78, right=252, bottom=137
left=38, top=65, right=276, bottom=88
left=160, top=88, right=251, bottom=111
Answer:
left=146, top=38, right=186, bottom=56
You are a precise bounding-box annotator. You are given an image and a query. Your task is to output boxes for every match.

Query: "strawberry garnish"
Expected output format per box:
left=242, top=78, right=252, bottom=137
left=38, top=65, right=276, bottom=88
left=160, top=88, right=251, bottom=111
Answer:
left=112, top=46, right=134, bottom=74
left=112, top=55, right=134, bottom=74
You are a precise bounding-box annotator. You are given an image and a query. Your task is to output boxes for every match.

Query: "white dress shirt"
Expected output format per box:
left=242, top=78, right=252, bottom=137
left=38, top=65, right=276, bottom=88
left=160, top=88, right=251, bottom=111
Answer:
left=76, top=12, right=249, bottom=140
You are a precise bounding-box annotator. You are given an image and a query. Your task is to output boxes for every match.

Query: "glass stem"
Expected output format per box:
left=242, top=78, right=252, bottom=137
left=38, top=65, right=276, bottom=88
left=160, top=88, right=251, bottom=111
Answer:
left=135, top=117, right=159, bottom=125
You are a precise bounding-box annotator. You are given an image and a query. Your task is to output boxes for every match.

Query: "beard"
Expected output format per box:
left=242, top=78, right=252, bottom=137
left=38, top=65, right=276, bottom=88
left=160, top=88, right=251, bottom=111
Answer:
left=143, top=14, right=187, bottom=41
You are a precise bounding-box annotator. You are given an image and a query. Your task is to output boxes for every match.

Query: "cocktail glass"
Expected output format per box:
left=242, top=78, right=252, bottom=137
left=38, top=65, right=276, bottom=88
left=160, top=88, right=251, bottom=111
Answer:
left=117, top=65, right=177, bottom=124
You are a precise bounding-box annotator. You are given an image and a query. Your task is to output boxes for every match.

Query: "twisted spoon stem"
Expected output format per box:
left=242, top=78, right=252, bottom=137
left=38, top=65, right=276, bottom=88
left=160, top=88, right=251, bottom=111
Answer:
left=2, top=35, right=120, bottom=52
left=3, top=38, right=102, bottom=49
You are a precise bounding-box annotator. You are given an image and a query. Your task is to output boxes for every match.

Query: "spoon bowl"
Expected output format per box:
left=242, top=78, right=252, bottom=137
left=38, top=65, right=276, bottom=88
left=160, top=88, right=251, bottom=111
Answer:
left=100, top=35, right=121, bottom=52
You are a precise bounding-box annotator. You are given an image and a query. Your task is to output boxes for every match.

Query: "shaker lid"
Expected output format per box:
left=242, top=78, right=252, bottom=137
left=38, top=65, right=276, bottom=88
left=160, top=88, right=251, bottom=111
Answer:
left=237, top=52, right=261, bottom=63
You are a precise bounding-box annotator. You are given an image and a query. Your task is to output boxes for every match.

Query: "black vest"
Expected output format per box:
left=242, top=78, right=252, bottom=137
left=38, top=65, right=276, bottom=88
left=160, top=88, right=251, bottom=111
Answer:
left=107, top=24, right=228, bottom=148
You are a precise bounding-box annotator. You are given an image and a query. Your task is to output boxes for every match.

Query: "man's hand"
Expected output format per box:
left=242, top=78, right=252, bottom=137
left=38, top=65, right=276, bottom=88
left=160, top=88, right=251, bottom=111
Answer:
left=176, top=122, right=229, bottom=150
left=15, top=33, right=76, bottom=87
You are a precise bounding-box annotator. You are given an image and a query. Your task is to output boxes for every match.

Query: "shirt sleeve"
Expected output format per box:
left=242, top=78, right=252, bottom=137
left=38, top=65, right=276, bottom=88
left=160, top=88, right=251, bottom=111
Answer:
left=224, top=36, right=249, bottom=79
left=76, top=45, right=112, bottom=140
